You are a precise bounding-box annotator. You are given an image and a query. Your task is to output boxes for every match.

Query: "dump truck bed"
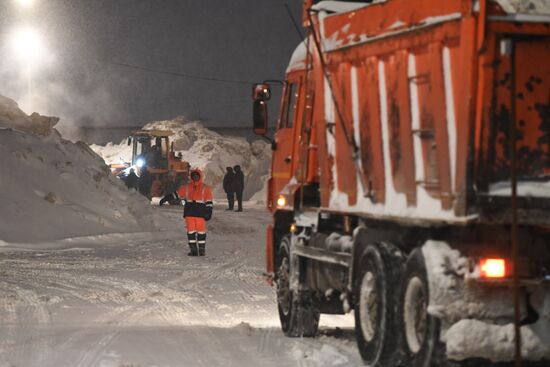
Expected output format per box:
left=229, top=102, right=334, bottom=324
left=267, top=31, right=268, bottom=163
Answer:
left=304, top=0, right=550, bottom=225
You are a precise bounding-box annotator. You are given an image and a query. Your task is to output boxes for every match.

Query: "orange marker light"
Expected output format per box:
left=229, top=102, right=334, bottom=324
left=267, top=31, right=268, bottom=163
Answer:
left=480, top=258, right=507, bottom=278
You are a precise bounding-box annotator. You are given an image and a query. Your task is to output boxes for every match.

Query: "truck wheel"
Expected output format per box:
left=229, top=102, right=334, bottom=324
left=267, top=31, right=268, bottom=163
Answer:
left=354, top=243, right=403, bottom=366
left=276, top=235, right=320, bottom=337
left=399, top=248, right=442, bottom=367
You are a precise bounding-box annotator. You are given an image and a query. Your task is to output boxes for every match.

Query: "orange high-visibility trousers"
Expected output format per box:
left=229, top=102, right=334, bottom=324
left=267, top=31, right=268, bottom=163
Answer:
left=184, top=217, right=206, bottom=233
left=185, top=216, right=206, bottom=252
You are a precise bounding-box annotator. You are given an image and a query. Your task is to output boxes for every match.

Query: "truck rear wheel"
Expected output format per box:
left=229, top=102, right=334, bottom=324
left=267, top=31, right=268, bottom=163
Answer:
left=276, top=235, right=320, bottom=337
left=399, top=248, right=442, bottom=367
left=354, top=243, right=403, bottom=366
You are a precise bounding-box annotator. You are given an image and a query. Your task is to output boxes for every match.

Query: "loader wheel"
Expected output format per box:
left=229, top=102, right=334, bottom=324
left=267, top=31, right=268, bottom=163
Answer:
left=276, top=235, right=319, bottom=337
left=399, top=248, right=442, bottom=367
left=354, top=243, right=403, bottom=366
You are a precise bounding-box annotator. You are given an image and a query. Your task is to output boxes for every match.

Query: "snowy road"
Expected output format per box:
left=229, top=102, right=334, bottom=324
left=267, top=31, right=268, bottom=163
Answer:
left=0, top=204, right=360, bottom=367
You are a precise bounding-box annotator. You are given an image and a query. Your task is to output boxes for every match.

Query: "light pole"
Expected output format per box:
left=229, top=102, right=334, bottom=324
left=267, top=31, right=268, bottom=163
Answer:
left=12, top=0, right=40, bottom=110
left=9, top=26, right=44, bottom=111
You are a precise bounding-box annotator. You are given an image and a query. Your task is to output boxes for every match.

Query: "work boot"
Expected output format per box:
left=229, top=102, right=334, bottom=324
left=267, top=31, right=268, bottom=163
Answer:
left=197, top=232, right=206, bottom=256
left=187, top=243, right=198, bottom=256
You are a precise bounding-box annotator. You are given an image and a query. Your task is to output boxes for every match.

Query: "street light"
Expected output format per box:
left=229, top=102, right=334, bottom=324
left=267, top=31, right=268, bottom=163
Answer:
left=10, top=26, right=44, bottom=61
left=15, top=0, right=35, bottom=7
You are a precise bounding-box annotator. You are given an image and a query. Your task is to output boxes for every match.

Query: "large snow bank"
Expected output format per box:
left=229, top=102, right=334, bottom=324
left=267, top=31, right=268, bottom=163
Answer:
left=446, top=318, right=550, bottom=361
left=91, top=116, right=271, bottom=201
left=0, top=96, right=155, bottom=243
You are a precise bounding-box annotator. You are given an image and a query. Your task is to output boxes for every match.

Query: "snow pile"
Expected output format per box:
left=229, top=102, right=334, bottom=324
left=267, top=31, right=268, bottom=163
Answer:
left=89, top=140, right=132, bottom=167
left=91, top=116, right=272, bottom=201
left=0, top=96, right=155, bottom=243
left=0, top=95, right=59, bottom=135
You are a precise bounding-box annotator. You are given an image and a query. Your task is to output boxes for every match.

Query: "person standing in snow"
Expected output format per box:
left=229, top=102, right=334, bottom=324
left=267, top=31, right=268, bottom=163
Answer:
left=159, top=168, right=213, bottom=256
left=222, top=167, right=235, bottom=211
left=125, top=168, right=139, bottom=190
left=233, top=165, right=244, bottom=212
left=138, top=168, right=153, bottom=198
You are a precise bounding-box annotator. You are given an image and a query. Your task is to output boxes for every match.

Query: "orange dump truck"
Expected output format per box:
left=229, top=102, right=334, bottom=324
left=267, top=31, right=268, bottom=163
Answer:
left=252, top=1, right=550, bottom=365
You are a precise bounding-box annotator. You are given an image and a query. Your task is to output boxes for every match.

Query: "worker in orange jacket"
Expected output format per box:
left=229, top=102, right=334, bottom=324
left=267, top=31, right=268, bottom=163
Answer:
left=159, top=169, right=213, bottom=256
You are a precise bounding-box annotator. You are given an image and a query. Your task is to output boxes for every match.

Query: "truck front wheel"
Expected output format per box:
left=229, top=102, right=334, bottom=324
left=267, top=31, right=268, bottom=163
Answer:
left=354, top=243, right=402, bottom=366
left=276, top=235, right=320, bottom=337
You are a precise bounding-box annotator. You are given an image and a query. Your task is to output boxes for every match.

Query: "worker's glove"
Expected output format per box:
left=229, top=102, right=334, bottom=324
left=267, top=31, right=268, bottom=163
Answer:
left=205, top=207, right=213, bottom=221
left=180, top=199, right=186, bottom=206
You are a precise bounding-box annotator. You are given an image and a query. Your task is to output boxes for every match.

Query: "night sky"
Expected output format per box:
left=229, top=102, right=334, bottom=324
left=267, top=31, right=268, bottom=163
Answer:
left=0, top=0, right=303, bottom=129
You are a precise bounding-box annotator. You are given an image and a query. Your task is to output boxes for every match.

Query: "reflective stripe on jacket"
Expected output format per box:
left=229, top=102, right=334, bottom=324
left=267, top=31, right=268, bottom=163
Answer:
left=174, top=170, right=213, bottom=218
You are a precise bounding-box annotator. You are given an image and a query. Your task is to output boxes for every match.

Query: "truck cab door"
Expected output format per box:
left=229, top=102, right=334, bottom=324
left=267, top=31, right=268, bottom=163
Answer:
left=271, top=77, right=302, bottom=205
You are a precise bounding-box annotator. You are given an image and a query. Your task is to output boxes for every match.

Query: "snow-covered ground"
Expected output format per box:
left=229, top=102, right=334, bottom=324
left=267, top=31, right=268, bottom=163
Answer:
left=90, top=117, right=271, bottom=201
left=0, top=96, right=357, bottom=366
left=0, top=204, right=359, bottom=367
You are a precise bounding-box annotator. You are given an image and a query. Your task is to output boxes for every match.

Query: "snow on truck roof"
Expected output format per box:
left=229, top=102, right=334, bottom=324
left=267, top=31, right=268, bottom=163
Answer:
left=494, top=0, right=550, bottom=15
left=286, top=39, right=309, bottom=73
left=310, top=1, right=382, bottom=13
left=288, top=0, right=550, bottom=73
left=311, top=0, right=550, bottom=15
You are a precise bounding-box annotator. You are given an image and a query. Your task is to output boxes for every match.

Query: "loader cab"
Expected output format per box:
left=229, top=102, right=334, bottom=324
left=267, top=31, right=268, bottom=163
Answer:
left=130, top=131, right=170, bottom=171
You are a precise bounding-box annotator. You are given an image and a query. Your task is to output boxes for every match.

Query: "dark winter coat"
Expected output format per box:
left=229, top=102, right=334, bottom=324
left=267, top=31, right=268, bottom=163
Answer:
left=233, top=165, right=244, bottom=193
left=160, top=169, right=213, bottom=220
left=223, top=168, right=235, bottom=193
left=125, top=170, right=139, bottom=190
left=138, top=170, right=153, bottom=197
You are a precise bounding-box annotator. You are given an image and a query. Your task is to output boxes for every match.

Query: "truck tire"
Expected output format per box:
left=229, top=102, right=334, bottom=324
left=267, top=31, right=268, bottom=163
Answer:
left=399, top=248, right=442, bottom=367
left=276, top=235, right=320, bottom=337
left=354, top=242, right=403, bottom=366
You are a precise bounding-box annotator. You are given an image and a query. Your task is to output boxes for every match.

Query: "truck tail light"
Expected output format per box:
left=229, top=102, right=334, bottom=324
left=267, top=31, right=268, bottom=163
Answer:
left=276, top=195, right=286, bottom=208
left=479, top=258, right=508, bottom=278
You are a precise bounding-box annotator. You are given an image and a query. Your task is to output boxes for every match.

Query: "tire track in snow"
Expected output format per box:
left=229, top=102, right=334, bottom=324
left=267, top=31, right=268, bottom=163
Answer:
left=0, top=207, right=360, bottom=366
left=0, top=298, right=18, bottom=366
left=0, top=287, right=53, bottom=366
left=258, top=327, right=273, bottom=354
left=72, top=307, right=155, bottom=367
left=72, top=282, right=215, bottom=367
